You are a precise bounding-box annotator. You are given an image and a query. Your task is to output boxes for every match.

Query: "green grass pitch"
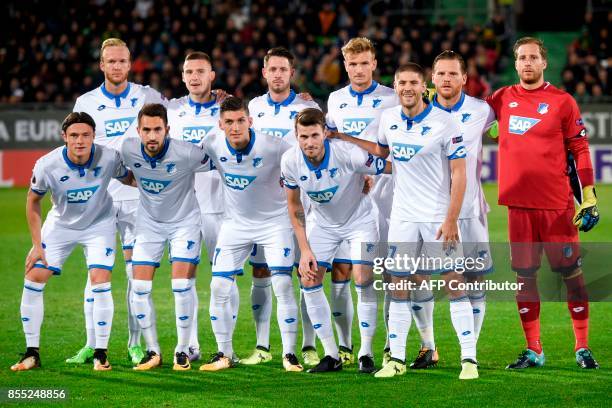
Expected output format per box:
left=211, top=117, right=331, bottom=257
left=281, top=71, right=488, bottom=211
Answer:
left=0, top=185, right=610, bottom=407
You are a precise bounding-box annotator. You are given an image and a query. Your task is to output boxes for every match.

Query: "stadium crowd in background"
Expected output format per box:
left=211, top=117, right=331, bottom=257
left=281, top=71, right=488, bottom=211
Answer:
left=1, top=0, right=510, bottom=105
left=563, top=10, right=612, bottom=101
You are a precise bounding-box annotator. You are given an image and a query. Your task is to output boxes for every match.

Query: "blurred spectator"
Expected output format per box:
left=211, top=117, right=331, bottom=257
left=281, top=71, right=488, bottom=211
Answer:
left=1, top=0, right=510, bottom=104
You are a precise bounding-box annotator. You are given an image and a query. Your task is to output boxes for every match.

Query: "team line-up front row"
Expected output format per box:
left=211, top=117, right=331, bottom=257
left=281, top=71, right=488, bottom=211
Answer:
left=11, top=36, right=601, bottom=379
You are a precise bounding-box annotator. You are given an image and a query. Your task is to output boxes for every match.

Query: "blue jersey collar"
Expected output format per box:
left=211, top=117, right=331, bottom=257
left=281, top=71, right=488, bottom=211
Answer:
left=63, top=145, right=95, bottom=177
left=349, top=81, right=378, bottom=106
left=188, top=95, right=217, bottom=115
left=100, top=82, right=131, bottom=108
left=401, top=103, right=432, bottom=130
left=226, top=129, right=256, bottom=163
left=266, top=90, right=296, bottom=114
left=432, top=92, right=465, bottom=112
left=303, top=139, right=330, bottom=179
left=141, top=137, right=170, bottom=168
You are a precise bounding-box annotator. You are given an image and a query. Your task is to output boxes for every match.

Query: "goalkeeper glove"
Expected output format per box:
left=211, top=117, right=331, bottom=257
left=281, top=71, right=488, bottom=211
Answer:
left=573, top=185, right=599, bottom=232
left=486, top=121, right=499, bottom=139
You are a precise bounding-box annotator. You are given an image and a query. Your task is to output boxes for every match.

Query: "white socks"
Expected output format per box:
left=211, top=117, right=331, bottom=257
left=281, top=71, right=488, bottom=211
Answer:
left=383, top=289, right=391, bottom=349
left=303, top=286, right=338, bottom=359
left=355, top=282, right=377, bottom=358
left=388, top=300, right=412, bottom=362
left=91, top=282, right=114, bottom=349
left=188, top=277, right=199, bottom=349
left=21, top=280, right=46, bottom=348
left=251, top=277, right=272, bottom=349
left=300, top=290, right=316, bottom=349
left=172, top=278, right=193, bottom=354
left=209, top=277, right=234, bottom=357
left=468, top=289, right=486, bottom=342
left=411, top=288, right=436, bottom=350
left=331, top=279, right=353, bottom=349
left=84, top=276, right=95, bottom=348
left=131, top=279, right=160, bottom=354
left=272, top=274, right=298, bottom=356
left=125, top=262, right=141, bottom=348
left=449, top=296, right=477, bottom=361
left=230, top=280, right=239, bottom=335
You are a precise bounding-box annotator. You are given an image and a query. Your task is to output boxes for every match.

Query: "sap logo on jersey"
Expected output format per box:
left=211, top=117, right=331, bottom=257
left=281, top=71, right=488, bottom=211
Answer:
left=224, top=173, right=256, bottom=190
left=141, top=178, right=171, bottom=194
left=342, top=118, right=374, bottom=136
left=508, top=115, right=540, bottom=135
left=307, top=185, right=339, bottom=203
left=261, top=128, right=291, bottom=138
left=104, top=117, right=136, bottom=137
left=67, top=185, right=100, bottom=203
left=391, top=143, right=423, bottom=161
left=182, top=126, right=213, bottom=143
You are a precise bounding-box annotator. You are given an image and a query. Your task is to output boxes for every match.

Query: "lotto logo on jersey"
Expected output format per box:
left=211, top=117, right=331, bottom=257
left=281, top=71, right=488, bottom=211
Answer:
left=67, top=185, right=100, bottom=203
left=224, top=173, right=256, bottom=190
left=342, top=118, right=374, bottom=136
left=508, top=115, right=540, bottom=135
left=391, top=143, right=423, bottom=162
left=140, top=178, right=171, bottom=194
left=260, top=128, right=291, bottom=138
left=307, top=185, right=339, bottom=203
left=182, top=126, right=213, bottom=143
left=104, top=117, right=136, bottom=137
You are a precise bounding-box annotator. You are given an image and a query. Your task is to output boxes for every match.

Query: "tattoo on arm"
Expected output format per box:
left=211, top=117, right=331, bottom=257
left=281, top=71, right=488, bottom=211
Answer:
left=295, top=210, right=305, bottom=227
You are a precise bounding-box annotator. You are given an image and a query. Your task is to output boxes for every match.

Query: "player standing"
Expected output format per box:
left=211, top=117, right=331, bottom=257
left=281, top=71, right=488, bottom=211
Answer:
left=407, top=51, right=496, bottom=369
left=11, top=112, right=133, bottom=371
left=167, top=51, right=239, bottom=362
left=333, top=63, right=479, bottom=380
left=486, top=37, right=600, bottom=369
left=282, top=108, right=390, bottom=373
left=199, top=97, right=300, bottom=373
left=325, top=37, right=399, bottom=365
left=121, top=104, right=212, bottom=371
left=70, top=38, right=165, bottom=365
left=243, top=47, right=321, bottom=366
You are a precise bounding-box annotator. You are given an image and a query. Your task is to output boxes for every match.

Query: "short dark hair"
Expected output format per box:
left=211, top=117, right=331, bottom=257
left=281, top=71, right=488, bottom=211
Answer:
left=62, top=112, right=96, bottom=133
left=433, top=50, right=466, bottom=74
left=513, top=37, right=547, bottom=61
left=220, top=96, right=249, bottom=115
left=138, top=103, right=168, bottom=126
left=295, top=108, right=325, bottom=132
left=395, top=63, right=426, bottom=81
left=185, top=51, right=212, bottom=65
left=264, top=47, right=295, bottom=68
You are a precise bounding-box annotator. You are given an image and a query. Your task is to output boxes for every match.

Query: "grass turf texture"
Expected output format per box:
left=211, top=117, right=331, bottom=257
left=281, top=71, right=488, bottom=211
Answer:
left=0, top=184, right=610, bottom=407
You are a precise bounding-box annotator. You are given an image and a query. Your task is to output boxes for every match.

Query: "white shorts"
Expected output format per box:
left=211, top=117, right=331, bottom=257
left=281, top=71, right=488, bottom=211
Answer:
left=132, top=213, right=202, bottom=267
left=334, top=176, right=392, bottom=264
left=308, top=217, right=378, bottom=271
left=36, top=221, right=117, bottom=275
left=387, top=219, right=464, bottom=276
left=459, top=215, right=493, bottom=276
left=201, top=212, right=225, bottom=261
left=213, top=220, right=295, bottom=279
left=249, top=236, right=300, bottom=270
left=114, top=199, right=138, bottom=250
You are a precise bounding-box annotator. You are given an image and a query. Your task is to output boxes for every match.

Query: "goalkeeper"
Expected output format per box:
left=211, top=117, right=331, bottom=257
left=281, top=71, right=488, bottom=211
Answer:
left=486, top=37, right=600, bottom=370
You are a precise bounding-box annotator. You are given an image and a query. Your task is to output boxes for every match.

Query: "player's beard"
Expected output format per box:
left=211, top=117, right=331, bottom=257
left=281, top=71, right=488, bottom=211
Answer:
left=270, top=81, right=289, bottom=94
left=145, top=140, right=162, bottom=155
left=106, top=72, right=129, bottom=87
left=520, top=70, right=543, bottom=85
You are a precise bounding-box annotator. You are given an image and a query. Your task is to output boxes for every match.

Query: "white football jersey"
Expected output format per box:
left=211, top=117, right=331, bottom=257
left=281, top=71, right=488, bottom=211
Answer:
left=120, top=137, right=211, bottom=223
left=168, top=95, right=224, bottom=214
left=30, top=145, right=127, bottom=230
left=326, top=81, right=399, bottom=142
left=73, top=82, right=166, bottom=200
left=202, top=129, right=292, bottom=226
left=432, top=92, right=496, bottom=219
left=249, top=90, right=320, bottom=145
left=378, top=104, right=466, bottom=222
left=281, top=139, right=384, bottom=227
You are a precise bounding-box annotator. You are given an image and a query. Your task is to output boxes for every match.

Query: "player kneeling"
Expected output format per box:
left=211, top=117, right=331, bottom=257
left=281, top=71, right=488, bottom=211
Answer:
left=282, top=108, right=391, bottom=373
left=11, top=112, right=134, bottom=372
